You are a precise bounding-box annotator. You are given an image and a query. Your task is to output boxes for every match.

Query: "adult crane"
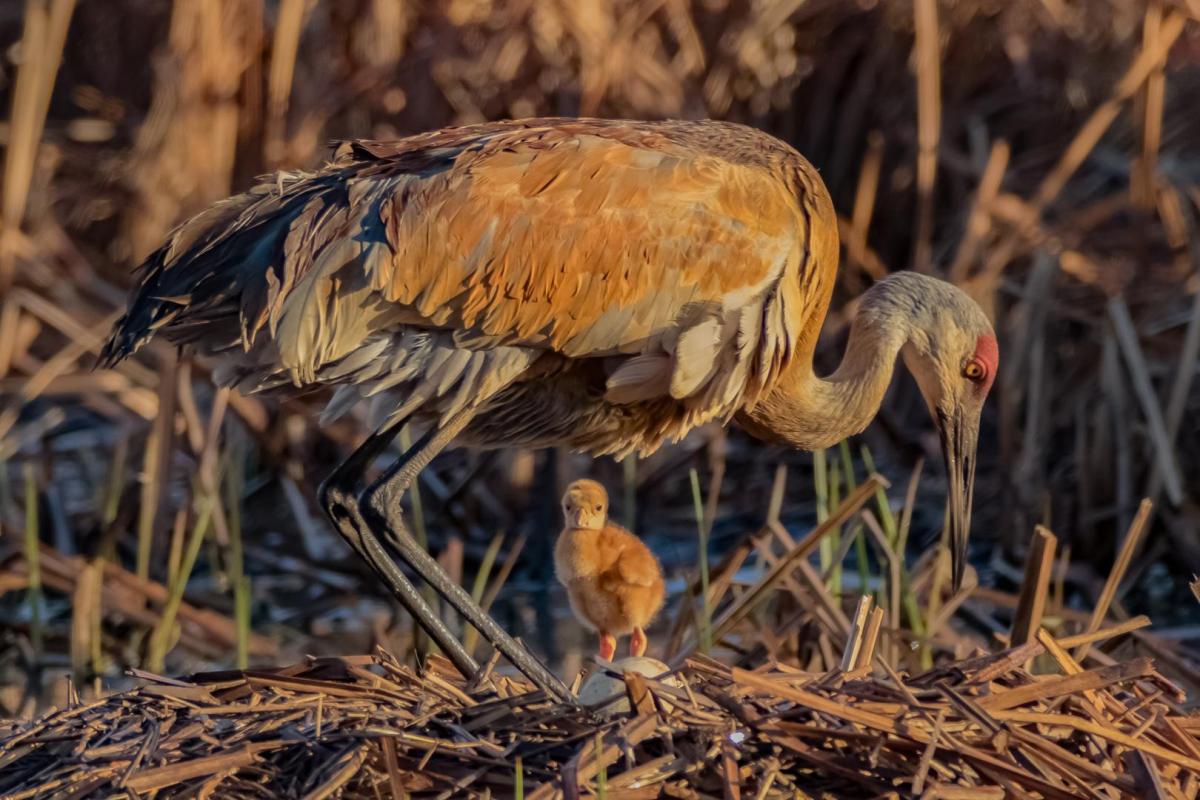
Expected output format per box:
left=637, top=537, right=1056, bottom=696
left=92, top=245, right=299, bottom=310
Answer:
left=101, top=118, right=998, bottom=702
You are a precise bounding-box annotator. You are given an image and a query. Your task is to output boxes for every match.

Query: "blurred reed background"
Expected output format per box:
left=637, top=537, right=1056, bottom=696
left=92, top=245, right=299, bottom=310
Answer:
left=1, top=0, right=1200, bottom=717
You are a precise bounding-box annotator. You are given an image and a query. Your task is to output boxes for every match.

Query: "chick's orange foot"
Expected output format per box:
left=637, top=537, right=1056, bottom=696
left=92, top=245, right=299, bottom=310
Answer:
left=598, top=633, right=618, bottom=662
left=630, top=626, right=648, bottom=657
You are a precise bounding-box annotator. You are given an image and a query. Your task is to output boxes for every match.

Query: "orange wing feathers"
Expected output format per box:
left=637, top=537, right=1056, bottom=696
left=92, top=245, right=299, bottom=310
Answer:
left=102, top=118, right=839, bottom=456
left=611, top=529, right=664, bottom=589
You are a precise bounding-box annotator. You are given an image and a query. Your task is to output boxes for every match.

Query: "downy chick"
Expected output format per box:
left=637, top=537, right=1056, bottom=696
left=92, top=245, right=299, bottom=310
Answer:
left=555, top=479, right=665, bottom=660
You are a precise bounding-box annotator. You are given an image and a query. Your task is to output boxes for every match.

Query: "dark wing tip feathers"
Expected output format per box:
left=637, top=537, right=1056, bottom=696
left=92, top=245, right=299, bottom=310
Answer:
left=95, top=326, right=126, bottom=369
left=98, top=237, right=177, bottom=369
left=98, top=299, right=151, bottom=369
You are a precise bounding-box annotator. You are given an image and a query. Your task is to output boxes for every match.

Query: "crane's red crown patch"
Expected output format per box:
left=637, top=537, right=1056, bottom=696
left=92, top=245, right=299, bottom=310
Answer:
left=974, top=334, right=998, bottom=391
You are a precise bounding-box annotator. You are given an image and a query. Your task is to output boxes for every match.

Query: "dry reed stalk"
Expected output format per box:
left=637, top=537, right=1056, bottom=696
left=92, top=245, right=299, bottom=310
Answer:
left=125, top=0, right=255, bottom=260
left=1033, top=10, right=1185, bottom=209
left=0, top=301, right=23, bottom=380
left=264, top=0, right=308, bottom=166
left=1, top=0, right=77, bottom=290
left=847, top=131, right=885, bottom=281
left=948, top=140, right=1009, bottom=284
left=977, top=9, right=1186, bottom=285
left=855, top=514, right=895, bottom=642
left=1008, top=526, right=1056, bottom=648
left=0, top=312, right=120, bottom=443
left=854, top=606, right=885, bottom=671
left=1073, top=499, right=1153, bottom=655
left=1108, top=299, right=1184, bottom=505
left=68, top=558, right=102, bottom=683
left=839, top=594, right=874, bottom=671
left=1055, top=616, right=1150, bottom=649
left=136, top=353, right=177, bottom=581
left=1146, top=203, right=1200, bottom=503
left=1131, top=0, right=1166, bottom=211
left=912, top=0, right=941, bottom=273
left=836, top=217, right=891, bottom=281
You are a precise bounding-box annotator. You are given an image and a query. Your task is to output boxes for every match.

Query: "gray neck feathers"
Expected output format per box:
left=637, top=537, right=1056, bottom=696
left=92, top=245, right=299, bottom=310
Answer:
left=745, top=278, right=914, bottom=451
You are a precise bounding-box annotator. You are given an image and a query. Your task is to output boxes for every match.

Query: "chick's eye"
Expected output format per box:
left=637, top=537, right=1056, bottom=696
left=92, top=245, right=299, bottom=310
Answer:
left=594, top=504, right=602, bottom=512
left=963, top=359, right=986, bottom=382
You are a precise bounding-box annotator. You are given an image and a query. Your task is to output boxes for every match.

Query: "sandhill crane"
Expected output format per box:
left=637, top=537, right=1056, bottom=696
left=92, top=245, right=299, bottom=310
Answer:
left=101, top=117, right=997, bottom=702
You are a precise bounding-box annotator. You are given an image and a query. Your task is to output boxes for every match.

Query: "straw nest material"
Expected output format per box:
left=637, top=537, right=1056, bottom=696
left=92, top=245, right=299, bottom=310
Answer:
left=1, top=637, right=1196, bottom=799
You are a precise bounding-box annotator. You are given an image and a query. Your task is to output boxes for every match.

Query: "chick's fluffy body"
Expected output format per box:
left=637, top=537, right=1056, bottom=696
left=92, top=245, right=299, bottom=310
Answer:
left=555, top=480, right=665, bottom=637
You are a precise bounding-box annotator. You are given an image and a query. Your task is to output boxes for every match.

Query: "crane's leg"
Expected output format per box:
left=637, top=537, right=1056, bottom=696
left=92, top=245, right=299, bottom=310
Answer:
left=318, top=419, right=480, bottom=683
left=359, top=407, right=574, bottom=703
left=319, top=409, right=574, bottom=703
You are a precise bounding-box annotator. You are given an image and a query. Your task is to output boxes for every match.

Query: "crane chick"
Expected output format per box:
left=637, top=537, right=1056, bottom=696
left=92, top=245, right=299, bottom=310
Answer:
left=555, top=479, right=665, bottom=661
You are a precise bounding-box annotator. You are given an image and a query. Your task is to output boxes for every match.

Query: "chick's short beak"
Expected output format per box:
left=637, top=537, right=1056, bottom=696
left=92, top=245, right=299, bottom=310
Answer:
left=939, top=408, right=979, bottom=593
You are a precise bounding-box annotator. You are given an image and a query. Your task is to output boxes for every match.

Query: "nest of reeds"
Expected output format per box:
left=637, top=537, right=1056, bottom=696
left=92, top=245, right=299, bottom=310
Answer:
left=1, top=633, right=1196, bottom=799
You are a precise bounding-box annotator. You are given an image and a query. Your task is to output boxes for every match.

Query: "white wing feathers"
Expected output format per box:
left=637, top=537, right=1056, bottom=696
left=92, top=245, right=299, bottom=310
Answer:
left=603, top=271, right=782, bottom=426
left=604, top=354, right=673, bottom=403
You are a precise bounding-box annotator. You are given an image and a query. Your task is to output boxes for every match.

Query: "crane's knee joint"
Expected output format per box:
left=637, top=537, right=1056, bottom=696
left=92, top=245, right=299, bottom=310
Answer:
left=319, top=480, right=357, bottom=523
left=360, top=483, right=401, bottom=528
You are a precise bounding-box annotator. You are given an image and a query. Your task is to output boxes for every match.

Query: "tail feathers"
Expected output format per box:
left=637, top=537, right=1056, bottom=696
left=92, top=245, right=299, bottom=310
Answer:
left=99, top=171, right=335, bottom=369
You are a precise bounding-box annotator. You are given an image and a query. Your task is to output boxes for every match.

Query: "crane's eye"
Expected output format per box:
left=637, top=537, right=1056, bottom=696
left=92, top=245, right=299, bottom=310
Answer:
left=963, top=359, right=987, bottom=382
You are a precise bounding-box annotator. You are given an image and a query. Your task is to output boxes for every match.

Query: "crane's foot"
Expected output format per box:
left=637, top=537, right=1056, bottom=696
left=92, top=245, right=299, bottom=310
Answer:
left=630, top=627, right=648, bottom=658
left=597, top=633, right=617, bottom=662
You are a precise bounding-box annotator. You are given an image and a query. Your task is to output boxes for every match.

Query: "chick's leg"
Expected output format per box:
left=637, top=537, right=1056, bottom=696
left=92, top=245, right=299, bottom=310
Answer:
left=630, top=627, right=648, bottom=657
left=598, top=633, right=617, bottom=661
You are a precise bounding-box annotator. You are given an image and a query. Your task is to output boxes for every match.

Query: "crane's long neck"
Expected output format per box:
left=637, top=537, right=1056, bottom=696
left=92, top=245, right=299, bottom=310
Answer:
left=743, top=304, right=909, bottom=451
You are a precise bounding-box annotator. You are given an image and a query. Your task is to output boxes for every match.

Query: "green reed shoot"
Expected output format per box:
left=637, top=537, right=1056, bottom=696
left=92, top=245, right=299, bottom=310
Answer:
left=514, top=756, right=524, bottom=800
left=860, top=446, right=897, bottom=543
left=689, top=467, right=712, bottom=654
left=100, top=433, right=129, bottom=529
left=827, top=453, right=843, bottom=595
left=890, top=459, right=928, bottom=664
left=23, top=462, right=43, bottom=654
left=462, top=530, right=505, bottom=654
left=225, top=443, right=250, bottom=669
left=839, top=440, right=872, bottom=595
left=166, top=510, right=185, bottom=589
left=622, top=455, right=637, bottom=531
left=135, top=426, right=161, bottom=582
left=147, top=483, right=217, bottom=672
left=813, top=448, right=831, bottom=575
left=861, top=444, right=908, bottom=619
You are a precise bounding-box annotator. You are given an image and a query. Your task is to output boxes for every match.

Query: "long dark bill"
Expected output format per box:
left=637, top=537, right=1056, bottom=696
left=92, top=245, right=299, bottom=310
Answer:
left=939, top=410, right=979, bottom=592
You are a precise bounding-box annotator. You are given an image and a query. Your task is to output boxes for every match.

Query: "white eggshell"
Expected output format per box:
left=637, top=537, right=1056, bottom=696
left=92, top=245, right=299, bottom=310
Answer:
left=577, top=656, right=679, bottom=716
